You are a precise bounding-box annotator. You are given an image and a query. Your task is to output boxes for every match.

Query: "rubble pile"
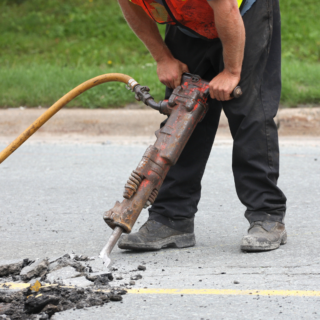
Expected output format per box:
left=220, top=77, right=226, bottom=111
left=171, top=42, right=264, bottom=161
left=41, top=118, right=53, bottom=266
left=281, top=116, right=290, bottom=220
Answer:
left=0, top=283, right=126, bottom=320
left=0, top=254, right=145, bottom=319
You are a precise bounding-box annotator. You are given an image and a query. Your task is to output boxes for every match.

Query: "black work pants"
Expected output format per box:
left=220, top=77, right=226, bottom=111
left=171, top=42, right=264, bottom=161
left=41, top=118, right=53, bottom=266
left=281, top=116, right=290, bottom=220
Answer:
left=149, top=0, right=287, bottom=231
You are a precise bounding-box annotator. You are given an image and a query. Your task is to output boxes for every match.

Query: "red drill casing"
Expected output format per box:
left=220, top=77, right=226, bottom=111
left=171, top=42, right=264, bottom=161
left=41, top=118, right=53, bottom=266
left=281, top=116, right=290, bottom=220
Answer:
left=103, top=73, right=210, bottom=233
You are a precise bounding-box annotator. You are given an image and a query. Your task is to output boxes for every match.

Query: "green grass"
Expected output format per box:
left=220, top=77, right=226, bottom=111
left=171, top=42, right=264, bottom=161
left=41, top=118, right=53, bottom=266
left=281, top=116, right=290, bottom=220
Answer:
left=282, top=59, right=320, bottom=106
left=1, top=59, right=319, bottom=108
left=281, top=0, right=320, bottom=62
left=0, top=63, right=164, bottom=108
left=0, top=0, right=319, bottom=107
left=0, top=0, right=159, bottom=68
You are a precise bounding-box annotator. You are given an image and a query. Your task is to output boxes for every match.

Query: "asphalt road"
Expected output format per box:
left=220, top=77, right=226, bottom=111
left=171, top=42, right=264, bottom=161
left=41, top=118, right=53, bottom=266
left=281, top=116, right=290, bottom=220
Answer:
left=1, top=140, right=320, bottom=319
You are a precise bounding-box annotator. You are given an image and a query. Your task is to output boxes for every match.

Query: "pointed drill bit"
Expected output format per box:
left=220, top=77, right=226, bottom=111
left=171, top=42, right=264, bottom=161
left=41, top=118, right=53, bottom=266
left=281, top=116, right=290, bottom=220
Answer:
left=99, top=226, right=123, bottom=268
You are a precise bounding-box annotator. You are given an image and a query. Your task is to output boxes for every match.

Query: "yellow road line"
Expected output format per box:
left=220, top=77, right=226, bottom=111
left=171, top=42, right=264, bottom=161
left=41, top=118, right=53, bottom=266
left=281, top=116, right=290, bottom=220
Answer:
left=2, top=283, right=320, bottom=297
left=127, top=288, right=320, bottom=297
left=0, top=282, right=112, bottom=293
left=0, top=282, right=30, bottom=290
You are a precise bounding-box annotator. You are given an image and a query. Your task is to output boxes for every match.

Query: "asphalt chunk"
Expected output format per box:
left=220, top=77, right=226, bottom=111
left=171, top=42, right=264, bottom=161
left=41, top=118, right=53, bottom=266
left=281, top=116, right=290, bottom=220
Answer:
left=137, top=265, right=146, bottom=271
left=0, top=259, right=30, bottom=277
left=24, top=295, right=60, bottom=314
left=20, top=259, right=49, bottom=282
left=110, top=295, right=122, bottom=302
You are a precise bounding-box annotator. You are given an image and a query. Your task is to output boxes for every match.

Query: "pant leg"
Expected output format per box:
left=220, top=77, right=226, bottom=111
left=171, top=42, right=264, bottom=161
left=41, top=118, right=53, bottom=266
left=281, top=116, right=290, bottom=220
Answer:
left=148, top=26, right=222, bottom=231
left=221, top=0, right=287, bottom=223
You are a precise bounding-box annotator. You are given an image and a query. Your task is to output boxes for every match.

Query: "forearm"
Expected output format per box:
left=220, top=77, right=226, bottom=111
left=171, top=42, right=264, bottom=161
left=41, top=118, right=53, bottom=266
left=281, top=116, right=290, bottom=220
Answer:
left=208, top=0, right=245, bottom=77
left=117, top=0, right=173, bottom=62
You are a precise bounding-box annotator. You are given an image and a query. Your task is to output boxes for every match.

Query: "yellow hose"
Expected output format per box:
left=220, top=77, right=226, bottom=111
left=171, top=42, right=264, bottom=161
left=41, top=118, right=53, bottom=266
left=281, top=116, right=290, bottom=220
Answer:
left=0, top=73, right=138, bottom=164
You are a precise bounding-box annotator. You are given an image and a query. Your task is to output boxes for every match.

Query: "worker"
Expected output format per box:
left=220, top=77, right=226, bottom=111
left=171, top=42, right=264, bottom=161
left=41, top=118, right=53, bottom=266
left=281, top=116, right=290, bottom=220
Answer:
left=117, top=0, right=287, bottom=252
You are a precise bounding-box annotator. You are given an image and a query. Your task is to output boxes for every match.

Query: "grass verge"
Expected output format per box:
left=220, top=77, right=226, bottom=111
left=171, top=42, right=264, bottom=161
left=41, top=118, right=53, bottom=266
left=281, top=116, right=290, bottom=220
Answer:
left=0, top=63, right=164, bottom=108
left=282, top=59, right=320, bottom=106
left=0, top=0, right=319, bottom=107
left=0, top=59, right=319, bottom=108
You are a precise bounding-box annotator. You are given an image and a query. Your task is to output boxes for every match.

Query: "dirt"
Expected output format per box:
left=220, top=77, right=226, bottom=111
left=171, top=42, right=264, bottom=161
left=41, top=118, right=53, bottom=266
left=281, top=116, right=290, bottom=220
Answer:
left=0, top=106, right=319, bottom=146
left=276, top=107, right=320, bottom=136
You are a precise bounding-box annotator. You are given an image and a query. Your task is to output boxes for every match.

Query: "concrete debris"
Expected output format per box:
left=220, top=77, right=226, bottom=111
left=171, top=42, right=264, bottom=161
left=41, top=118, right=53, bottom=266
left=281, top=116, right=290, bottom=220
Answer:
left=0, top=283, right=127, bottom=319
left=86, top=271, right=112, bottom=282
left=68, top=254, right=89, bottom=262
left=93, top=275, right=112, bottom=287
left=46, top=266, right=80, bottom=284
left=47, top=255, right=68, bottom=265
left=0, top=303, right=11, bottom=315
left=25, top=295, right=60, bottom=314
left=84, top=257, right=105, bottom=273
left=61, top=277, right=92, bottom=287
left=48, top=257, right=84, bottom=273
left=0, top=259, right=29, bottom=277
left=137, top=265, right=146, bottom=271
left=20, top=260, right=49, bottom=281
left=73, top=255, right=89, bottom=262
left=40, top=304, right=59, bottom=317
left=110, top=295, right=122, bottom=302
left=12, top=275, right=21, bottom=282
left=0, top=253, right=147, bottom=318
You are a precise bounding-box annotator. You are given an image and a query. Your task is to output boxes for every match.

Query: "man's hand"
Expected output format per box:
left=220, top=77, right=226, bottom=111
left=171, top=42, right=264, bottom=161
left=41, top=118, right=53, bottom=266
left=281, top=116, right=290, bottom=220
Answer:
left=117, top=0, right=188, bottom=89
left=207, top=0, right=245, bottom=101
left=157, top=57, right=189, bottom=89
left=209, top=69, right=240, bottom=101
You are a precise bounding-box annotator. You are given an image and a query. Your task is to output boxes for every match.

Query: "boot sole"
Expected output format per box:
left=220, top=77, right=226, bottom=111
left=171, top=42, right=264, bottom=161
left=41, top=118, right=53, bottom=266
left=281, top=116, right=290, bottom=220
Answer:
left=241, top=230, right=287, bottom=252
left=118, top=233, right=196, bottom=251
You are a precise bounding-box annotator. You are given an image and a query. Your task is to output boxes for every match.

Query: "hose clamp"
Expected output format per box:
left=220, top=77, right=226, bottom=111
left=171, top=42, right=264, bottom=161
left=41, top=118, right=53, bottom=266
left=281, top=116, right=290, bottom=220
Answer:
left=126, top=79, right=139, bottom=92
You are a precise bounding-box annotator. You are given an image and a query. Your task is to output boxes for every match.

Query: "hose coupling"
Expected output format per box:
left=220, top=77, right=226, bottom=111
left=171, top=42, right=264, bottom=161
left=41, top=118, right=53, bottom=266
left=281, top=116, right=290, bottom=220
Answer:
left=133, top=85, right=154, bottom=104
left=126, top=78, right=139, bottom=92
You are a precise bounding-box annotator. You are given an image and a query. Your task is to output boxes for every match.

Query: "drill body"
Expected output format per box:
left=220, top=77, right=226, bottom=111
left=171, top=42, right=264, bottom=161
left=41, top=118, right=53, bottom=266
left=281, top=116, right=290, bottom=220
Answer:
left=103, top=73, right=211, bottom=233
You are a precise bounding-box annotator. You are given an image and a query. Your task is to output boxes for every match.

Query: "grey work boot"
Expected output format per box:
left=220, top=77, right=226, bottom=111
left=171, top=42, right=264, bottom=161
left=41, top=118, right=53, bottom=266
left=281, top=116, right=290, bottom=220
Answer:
left=241, top=221, right=287, bottom=252
left=118, top=220, right=196, bottom=251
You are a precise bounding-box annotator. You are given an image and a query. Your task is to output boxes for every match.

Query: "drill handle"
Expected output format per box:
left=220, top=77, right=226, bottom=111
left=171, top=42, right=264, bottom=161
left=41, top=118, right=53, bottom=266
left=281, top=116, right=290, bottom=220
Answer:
left=231, top=86, right=243, bottom=99
left=204, top=85, right=242, bottom=100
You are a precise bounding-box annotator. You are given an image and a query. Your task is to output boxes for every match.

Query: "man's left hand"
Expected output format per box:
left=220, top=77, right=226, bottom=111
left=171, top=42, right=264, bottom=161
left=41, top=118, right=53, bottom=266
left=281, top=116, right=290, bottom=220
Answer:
left=209, top=69, right=241, bottom=101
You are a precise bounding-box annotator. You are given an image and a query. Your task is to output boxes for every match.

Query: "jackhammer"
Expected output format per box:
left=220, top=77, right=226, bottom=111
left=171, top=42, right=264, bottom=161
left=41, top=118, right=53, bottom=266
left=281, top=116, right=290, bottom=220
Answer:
left=99, top=73, right=242, bottom=266
left=0, top=72, right=241, bottom=268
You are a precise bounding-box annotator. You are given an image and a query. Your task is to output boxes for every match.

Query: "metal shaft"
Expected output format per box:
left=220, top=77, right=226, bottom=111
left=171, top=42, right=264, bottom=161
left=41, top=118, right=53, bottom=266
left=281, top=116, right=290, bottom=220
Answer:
left=99, top=226, right=124, bottom=268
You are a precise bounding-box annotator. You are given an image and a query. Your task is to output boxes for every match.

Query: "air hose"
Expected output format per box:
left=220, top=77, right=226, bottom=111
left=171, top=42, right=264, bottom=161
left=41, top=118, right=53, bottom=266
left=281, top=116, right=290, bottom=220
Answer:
left=0, top=73, right=162, bottom=164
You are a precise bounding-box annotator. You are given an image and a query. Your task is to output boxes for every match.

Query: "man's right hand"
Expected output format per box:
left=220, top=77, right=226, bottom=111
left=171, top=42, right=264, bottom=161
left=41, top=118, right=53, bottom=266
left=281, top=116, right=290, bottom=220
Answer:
left=157, top=57, right=189, bottom=89
left=117, top=0, right=188, bottom=89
